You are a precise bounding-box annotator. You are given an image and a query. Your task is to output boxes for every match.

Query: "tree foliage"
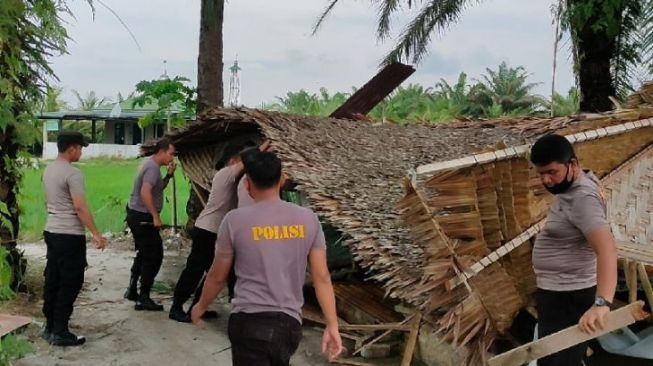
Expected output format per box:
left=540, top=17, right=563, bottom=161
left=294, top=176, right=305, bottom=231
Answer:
left=131, top=76, right=196, bottom=128
left=0, top=0, right=73, bottom=289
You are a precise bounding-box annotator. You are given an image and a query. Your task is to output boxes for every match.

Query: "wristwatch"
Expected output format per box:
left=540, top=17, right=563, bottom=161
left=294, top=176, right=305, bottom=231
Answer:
left=594, top=296, right=612, bottom=307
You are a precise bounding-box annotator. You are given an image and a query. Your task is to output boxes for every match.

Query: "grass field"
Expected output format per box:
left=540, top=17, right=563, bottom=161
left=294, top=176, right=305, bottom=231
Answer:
left=18, top=158, right=190, bottom=242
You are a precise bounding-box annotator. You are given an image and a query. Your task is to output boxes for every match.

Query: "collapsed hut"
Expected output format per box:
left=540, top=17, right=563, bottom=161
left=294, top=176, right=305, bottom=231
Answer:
left=145, top=88, right=653, bottom=362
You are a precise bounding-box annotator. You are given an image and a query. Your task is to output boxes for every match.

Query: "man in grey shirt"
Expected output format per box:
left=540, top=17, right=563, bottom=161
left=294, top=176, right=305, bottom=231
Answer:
left=530, top=134, right=617, bottom=366
left=124, top=138, right=176, bottom=311
left=42, top=131, right=106, bottom=346
left=191, top=150, right=342, bottom=365
left=169, top=142, right=267, bottom=322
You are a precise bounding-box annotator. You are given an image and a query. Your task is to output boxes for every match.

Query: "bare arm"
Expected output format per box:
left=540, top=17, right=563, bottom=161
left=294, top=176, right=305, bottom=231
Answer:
left=579, top=225, right=617, bottom=333
left=309, top=249, right=342, bottom=360
left=589, top=226, right=618, bottom=302
left=71, top=193, right=106, bottom=250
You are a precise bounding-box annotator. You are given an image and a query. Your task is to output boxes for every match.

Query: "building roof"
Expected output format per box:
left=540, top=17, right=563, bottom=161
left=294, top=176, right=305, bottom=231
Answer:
left=37, top=98, right=187, bottom=122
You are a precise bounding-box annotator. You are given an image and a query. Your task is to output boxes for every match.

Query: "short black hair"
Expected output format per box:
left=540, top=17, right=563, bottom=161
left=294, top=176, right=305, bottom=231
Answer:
left=243, top=151, right=282, bottom=189
left=530, top=133, right=576, bottom=166
left=154, top=138, right=172, bottom=153
left=57, top=131, right=88, bottom=153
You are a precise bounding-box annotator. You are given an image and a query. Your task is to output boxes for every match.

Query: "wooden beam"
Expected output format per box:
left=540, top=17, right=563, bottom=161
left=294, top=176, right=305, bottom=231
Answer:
left=329, top=62, right=415, bottom=120
left=629, top=260, right=639, bottom=304
left=637, top=263, right=653, bottom=311
left=353, top=315, right=416, bottom=356
left=487, top=301, right=648, bottom=366
left=400, top=313, right=422, bottom=366
left=339, top=323, right=412, bottom=332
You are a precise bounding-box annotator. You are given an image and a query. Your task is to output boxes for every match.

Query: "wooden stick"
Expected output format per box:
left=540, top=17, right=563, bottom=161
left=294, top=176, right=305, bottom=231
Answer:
left=629, top=260, right=639, bottom=303
left=330, top=359, right=380, bottom=366
left=487, top=301, right=648, bottom=366
left=400, top=313, right=422, bottom=366
left=339, top=323, right=413, bottom=332
left=637, top=263, right=653, bottom=310
left=353, top=315, right=416, bottom=356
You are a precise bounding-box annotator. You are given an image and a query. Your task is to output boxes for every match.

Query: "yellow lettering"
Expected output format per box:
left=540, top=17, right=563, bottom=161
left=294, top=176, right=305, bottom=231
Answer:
left=264, top=227, right=274, bottom=240
left=298, top=225, right=305, bottom=238
left=252, top=227, right=264, bottom=241
left=289, top=225, right=299, bottom=238
left=273, top=226, right=280, bottom=240
left=282, top=225, right=290, bottom=239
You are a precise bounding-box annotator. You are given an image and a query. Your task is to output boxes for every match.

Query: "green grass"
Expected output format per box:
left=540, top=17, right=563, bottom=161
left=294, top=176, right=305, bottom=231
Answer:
left=18, top=158, right=190, bottom=242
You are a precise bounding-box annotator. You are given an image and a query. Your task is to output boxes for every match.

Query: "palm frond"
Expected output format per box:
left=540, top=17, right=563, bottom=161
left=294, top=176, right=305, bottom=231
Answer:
left=380, top=0, right=483, bottom=65
left=377, top=0, right=403, bottom=40
left=311, top=0, right=342, bottom=36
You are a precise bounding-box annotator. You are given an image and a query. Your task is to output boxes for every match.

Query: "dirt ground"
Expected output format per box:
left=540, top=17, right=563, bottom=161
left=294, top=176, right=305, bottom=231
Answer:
left=8, top=235, right=341, bottom=366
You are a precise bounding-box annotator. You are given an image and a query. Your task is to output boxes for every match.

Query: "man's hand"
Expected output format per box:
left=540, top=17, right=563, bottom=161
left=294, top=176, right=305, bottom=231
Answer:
left=153, top=215, right=163, bottom=229
left=322, top=324, right=342, bottom=361
left=167, top=161, right=177, bottom=176
left=190, top=304, right=207, bottom=328
left=579, top=305, right=610, bottom=333
left=93, top=233, right=106, bottom=251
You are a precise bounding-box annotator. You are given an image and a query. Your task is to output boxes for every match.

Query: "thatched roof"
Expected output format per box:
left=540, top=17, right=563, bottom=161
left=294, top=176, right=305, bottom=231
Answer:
left=158, top=106, right=653, bottom=307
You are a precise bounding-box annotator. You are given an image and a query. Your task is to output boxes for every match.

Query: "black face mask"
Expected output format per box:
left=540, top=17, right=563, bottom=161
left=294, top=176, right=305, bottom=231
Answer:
left=545, top=163, right=574, bottom=195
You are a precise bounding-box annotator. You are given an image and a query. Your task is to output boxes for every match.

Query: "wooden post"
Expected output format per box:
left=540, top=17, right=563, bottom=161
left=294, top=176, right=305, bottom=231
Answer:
left=400, top=313, right=421, bottom=366
left=637, top=263, right=653, bottom=311
left=91, top=119, right=97, bottom=143
left=487, top=301, right=648, bottom=366
left=629, top=260, right=639, bottom=303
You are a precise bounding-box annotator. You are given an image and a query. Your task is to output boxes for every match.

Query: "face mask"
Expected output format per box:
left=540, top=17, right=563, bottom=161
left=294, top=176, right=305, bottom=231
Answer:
left=545, top=163, right=574, bottom=195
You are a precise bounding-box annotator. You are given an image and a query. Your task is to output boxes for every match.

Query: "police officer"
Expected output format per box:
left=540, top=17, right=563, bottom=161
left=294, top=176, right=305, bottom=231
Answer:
left=124, top=138, right=176, bottom=311
left=42, top=131, right=106, bottom=346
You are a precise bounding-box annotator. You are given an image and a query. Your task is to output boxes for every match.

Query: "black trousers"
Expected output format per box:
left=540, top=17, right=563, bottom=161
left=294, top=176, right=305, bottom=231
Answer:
left=172, top=227, right=216, bottom=308
left=126, top=208, right=163, bottom=292
left=536, top=286, right=596, bottom=366
left=42, top=231, right=87, bottom=334
left=228, top=312, right=303, bottom=366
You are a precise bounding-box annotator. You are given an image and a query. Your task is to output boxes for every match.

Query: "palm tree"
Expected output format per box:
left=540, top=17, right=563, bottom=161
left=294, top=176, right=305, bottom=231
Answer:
left=313, top=0, right=653, bottom=113
left=72, top=90, right=111, bottom=111
left=551, top=87, right=580, bottom=117
left=41, top=86, right=70, bottom=112
left=467, top=62, right=546, bottom=117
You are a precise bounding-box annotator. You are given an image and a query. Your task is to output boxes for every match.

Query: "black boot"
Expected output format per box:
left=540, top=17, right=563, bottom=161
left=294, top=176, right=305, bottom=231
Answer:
left=135, top=287, right=164, bottom=311
left=168, top=303, right=191, bottom=323
left=50, top=330, right=86, bottom=346
left=123, top=275, right=139, bottom=302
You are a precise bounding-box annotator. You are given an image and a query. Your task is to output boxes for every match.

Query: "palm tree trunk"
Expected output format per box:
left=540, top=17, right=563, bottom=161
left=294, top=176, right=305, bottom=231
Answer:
left=569, top=0, right=618, bottom=112
left=197, top=0, right=225, bottom=113
left=188, top=0, right=225, bottom=230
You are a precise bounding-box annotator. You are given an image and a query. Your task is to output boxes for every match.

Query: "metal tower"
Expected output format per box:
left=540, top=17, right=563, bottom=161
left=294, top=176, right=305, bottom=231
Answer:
left=228, top=59, right=242, bottom=107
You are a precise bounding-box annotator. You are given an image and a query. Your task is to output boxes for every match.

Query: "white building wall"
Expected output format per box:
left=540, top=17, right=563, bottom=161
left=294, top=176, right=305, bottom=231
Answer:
left=43, top=142, right=140, bottom=160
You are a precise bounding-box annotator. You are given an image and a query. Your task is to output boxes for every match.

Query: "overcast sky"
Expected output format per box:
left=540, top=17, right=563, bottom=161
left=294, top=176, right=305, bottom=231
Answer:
left=52, top=0, right=574, bottom=107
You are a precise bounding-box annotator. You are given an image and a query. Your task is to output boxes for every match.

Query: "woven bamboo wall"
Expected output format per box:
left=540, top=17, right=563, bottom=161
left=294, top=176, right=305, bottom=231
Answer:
left=404, top=121, right=653, bottom=365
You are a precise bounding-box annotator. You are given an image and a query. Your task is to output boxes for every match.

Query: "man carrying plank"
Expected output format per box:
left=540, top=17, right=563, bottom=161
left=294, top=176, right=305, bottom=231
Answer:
left=529, top=134, right=618, bottom=365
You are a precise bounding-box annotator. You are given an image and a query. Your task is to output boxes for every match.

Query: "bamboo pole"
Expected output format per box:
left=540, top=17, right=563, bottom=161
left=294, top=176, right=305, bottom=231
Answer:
left=637, top=263, right=653, bottom=310
left=400, top=313, right=422, bottom=366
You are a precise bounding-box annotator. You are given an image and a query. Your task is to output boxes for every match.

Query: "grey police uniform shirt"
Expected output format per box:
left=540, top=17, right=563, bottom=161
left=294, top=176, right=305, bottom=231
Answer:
left=43, top=159, right=86, bottom=236
left=128, top=157, right=164, bottom=213
left=532, top=171, right=609, bottom=291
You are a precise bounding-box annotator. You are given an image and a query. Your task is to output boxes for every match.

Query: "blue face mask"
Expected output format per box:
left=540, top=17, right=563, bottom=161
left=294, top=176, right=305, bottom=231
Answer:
left=545, top=163, right=574, bottom=195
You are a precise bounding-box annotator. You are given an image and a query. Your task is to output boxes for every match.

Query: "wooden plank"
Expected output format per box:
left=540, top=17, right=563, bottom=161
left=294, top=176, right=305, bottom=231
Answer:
left=353, top=315, right=416, bottom=356
left=487, top=301, right=648, bottom=366
left=0, top=314, right=31, bottom=337
left=339, top=323, right=412, bottom=332
left=637, top=263, right=653, bottom=311
left=329, top=63, right=415, bottom=120
left=331, top=359, right=380, bottom=366
left=400, top=313, right=422, bottom=366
